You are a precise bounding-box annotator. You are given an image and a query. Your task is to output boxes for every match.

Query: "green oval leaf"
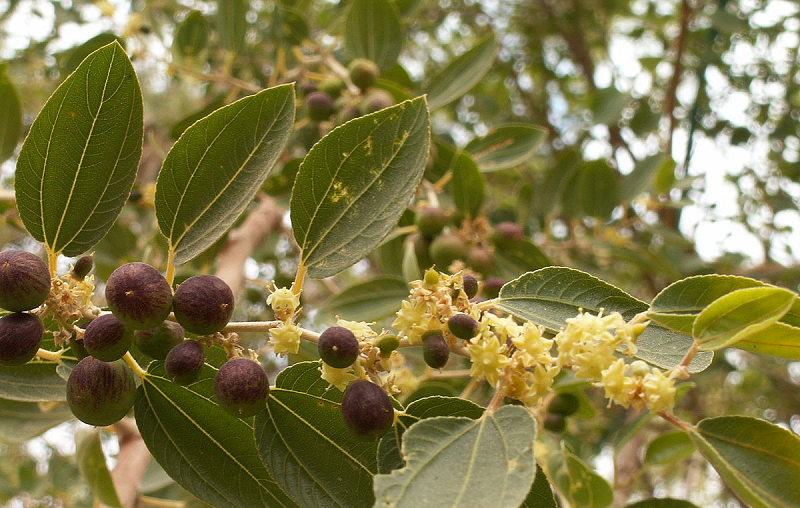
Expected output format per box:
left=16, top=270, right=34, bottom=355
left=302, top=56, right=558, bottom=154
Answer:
left=549, top=446, right=613, bottom=508
left=426, top=34, right=497, bottom=110
left=644, top=430, right=695, bottom=465
left=174, top=11, right=209, bottom=59
left=464, top=124, right=547, bottom=172
left=0, top=363, right=67, bottom=402
left=15, top=41, right=143, bottom=257
left=318, top=277, right=408, bottom=323
left=291, top=97, right=430, bottom=278
left=520, top=464, right=558, bottom=508
left=620, top=154, right=675, bottom=202
left=561, top=159, right=620, bottom=219
left=491, top=239, right=551, bottom=281
left=218, top=0, right=247, bottom=53
left=401, top=239, right=421, bottom=282
left=76, top=429, right=122, bottom=508
left=497, top=267, right=712, bottom=372
left=0, top=63, right=22, bottom=162
left=373, top=405, right=537, bottom=508
left=689, top=416, right=800, bottom=508
left=734, top=321, right=800, bottom=360
left=450, top=150, right=484, bottom=217
left=134, top=374, right=298, bottom=508
left=0, top=399, right=73, bottom=442
left=692, top=286, right=796, bottom=350
left=155, top=83, right=295, bottom=265
left=345, top=0, right=403, bottom=71
left=254, top=362, right=380, bottom=508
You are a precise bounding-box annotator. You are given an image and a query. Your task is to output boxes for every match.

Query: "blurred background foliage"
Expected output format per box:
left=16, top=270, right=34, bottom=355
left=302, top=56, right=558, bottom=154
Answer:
left=0, top=0, right=799, bottom=506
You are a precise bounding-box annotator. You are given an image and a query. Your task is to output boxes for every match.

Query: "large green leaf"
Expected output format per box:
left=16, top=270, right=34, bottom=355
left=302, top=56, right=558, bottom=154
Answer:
left=344, top=0, right=403, bottom=71
left=15, top=42, right=143, bottom=257
left=291, top=97, right=430, bottom=278
left=644, top=430, right=695, bottom=465
left=134, top=374, right=298, bottom=508
left=620, top=154, right=675, bottom=202
left=174, top=11, right=209, bottom=59
left=254, top=362, right=380, bottom=508
left=464, top=124, right=547, bottom=172
left=491, top=239, right=551, bottom=281
left=450, top=150, right=484, bottom=217
left=692, top=286, right=796, bottom=350
left=426, top=34, right=497, bottom=110
left=689, top=416, right=800, bottom=508
left=0, top=63, right=22, bottom=162
left=520, top=464, right=557, bottom=508
left=76, top=429, right=122, bottom=508
left=0, top=399, right=73, bottom=442
left=155, top=84, right=295, bottom=265
left=561, top=159, right=620, bottom=219
left=373, top=405, right=537, bottom=508
left=0, top=363, right=67, bottom=402
left=318, top=277, right=408, bottom=323
left=218, top=0, right=247, bottom=53
left=497, top=267, right=712, bottom=372
left=549, top=447, right=613, bottom=508
left=734, top=321, right=800, bottom=360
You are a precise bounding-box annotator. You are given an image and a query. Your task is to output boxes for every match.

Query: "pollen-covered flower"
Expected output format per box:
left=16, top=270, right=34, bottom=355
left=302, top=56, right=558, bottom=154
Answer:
left=467, top=335, right=510, bottom=386
left=642, top=368, right=676, bottom=412
left=319, top=362, right=357, bottom=392
left=267, top=286, right=300, bottom=320
left=336, top=319, right=377, bottom=339
left=483, top=313, right=521, bottom=342
left=268, top=320, right=302, bottom=355
left=392, top=300, right=427, bottom=336
left=511, top=322, right=554, bottom=368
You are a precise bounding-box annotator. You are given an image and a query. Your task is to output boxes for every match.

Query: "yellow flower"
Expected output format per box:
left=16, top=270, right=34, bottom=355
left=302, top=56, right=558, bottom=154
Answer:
left=642, top=368, right=676, bottom=412
left=267, top=287, right=300, bottom=319
left=319, top=363, right=357, bottom=392
left=511, top=322, right=554, bottom=367
left=337, top=319, right=377, bottom=339
left=467, top=335, right=510, bottom=386
left=392, top=300, right=427, bottom=336
left=269, top=321, right=302, bottom=355
left=599, top=358, right=633, bottom=407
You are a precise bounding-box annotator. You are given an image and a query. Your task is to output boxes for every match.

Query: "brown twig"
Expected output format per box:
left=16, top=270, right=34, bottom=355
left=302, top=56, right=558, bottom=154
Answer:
left=663, top=0, right=694, bottom=156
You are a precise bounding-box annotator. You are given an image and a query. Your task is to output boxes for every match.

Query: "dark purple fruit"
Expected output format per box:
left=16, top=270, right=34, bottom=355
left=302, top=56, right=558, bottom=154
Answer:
left=135, top=321, right=185, bottom=360
left=462, top=274, right=479, bottom=299
left=71, top=255, right=93, bottom=280
left=492, top=222, right=523, bottom=248
left=214, top=358, right=269, bottom=418
left=376, top=334, right=399, bottom=356
left=83, top=314, right=133, bottom=362
left=361, top=89, right=394, bottom=114
left=422, top=332, right=449, bottom=369
left=105, top=262, right=172, bottom=330
left=318, top=326, right=360, bottom=368
left=341, top=380, right=394, bottom=439
left=483, top=277, right=505, bottom=299
left=543, top=413, right=566, bottom=433
left=466, top=247, right=494, bottom=275
left=66, top=357, right=137, bottom=426
left=548, top=393, right=580, bottom=416
left=447, top=313, right=479, bottom=340
left=429, top=234, right=467, bottom=270
left=0, top=250, right=50, bottom=312
left=415, top=207, right=449, bottom=237
left=165, top=340, right=205, bottom=385
left=0, top=313, right=43, bottom=366
left=172, top=275, right=234, bottom=336
left=348, top=58, right=379, bottom=91
left=306, top=91, right=334, bottom=122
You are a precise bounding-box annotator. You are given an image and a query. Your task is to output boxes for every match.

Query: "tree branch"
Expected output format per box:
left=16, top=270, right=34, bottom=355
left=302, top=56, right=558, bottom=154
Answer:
left=663, top=0, right=694, bottom=155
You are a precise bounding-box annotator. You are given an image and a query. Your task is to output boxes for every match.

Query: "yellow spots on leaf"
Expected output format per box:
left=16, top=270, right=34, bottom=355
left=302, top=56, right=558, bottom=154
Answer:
left=329, top=180, right=349, bottom=203
left=364, top=136, right=373, bottom=156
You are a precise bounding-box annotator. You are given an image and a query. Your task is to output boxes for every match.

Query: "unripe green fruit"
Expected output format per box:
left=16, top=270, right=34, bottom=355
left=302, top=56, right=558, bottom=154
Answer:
left=543, top=413, right=566, bottom=433
left=447, top=313, right=479, bottom=340
left=66, top=357, right=137, bottom=426
left=423, top=268, right=439, bottom=287
left=422, top=332, right=449, bottom=369
left=318, top=326, right=359, bottom=368
left=341, top=380, right=394, bottom=439
left=0, top=313, right=43, bottom=366
left=214, top=358, right=270, bottom=418
left=462, top=274, right=479, bottom=299
left=319, top=77, right=345, bottom=99
left=429, top=234, right=467, bottom=271
left=105, top=262, right=172, bottom=330
left=71, top=255, right=93, bottom=280
left=135, top=321, right=185, bottom=360
left=466, top=247, right=494, bottom=275
left=0, top=250, right=51, bottom=312
left=173, top=275, right=234, bottom=336
left=415, top=207, right=449, bottom=237
left=361, top=89, right=394, bottom=114
left=165, top=340, right=205, bottom=385
left=483, top=277, right=504, bottom=299
left=376, top=334, right=399, bottom=356
left=83, top=314, right=134, bottom=362
left=348, top=58, right=379, bottom=91
left=306, top=91, right=334, bottom=122
left=492, top=222, right=523, bottom=248
left=548, top=393, right=580, bottom=416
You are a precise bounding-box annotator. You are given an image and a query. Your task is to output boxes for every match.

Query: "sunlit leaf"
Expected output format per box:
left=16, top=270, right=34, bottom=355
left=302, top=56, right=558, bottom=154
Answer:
left=644, top=430, right=695, bottom=465
left=426, top=34, right=496, bottom=110
left=318, top=277, right=407, bottom=323
left=450, top=150, right=484, bottom=217
left=549, top=446, right=613, bottom=508
left=0, top=363, right=67, bottom=402
left=218, top=0, right=247, bottom=53
left=345, top=0, right=403, bottom=71
left=0, top=63, right=22, bottom=162
left=0, top=399, right=73, bottom=442
left=465, top=124, right=546, bottom=172
left=76, top=429, right=122, bottom=508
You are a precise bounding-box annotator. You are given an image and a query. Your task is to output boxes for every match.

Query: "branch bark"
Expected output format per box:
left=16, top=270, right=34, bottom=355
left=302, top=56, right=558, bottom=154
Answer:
left=663, top=0, right=694, bottom=156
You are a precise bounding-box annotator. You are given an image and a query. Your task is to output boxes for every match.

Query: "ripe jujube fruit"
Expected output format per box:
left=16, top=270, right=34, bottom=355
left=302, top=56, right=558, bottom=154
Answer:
left=422, top=332, right=449, bottom=369
left=341, top=380, right=394, bottom=439
left=448, top=313, right=479, bottom=340
left=66, top=357, right=137, bottom=426
left=318, top=326, right=360, bottom=368
left=105, top=262, right=172, bottom=330
left=165, top=340, right=205, bottom=385
left=348, top=58, right=379, bottom=91
left=306, top=91, right=334, bottom=122
left=0, top=313, right=43, bottom=367
left=172, top=275, right=234, bottom=336
left=466, top=247, right=493, bottom=275
left=71, top=255, right=93, bottom=280
left=548, top=393, right=580, bottom=416
left=213, top=358, right=270, bottom=418
left=83, top=314, right=133, bottom=362
left=135, top=321, right=185, bottom=360
left=492, top=222, right=523, bottom=248
left=429, top=233, right=467, bottom=270
left=462, top=274, right=479, bottom=299
left=415, top=207, right=449, bottom=237
left=0, top=250, right=50, bottom=312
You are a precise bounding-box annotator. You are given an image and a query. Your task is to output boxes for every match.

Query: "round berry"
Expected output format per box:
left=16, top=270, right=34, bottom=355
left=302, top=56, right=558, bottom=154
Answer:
left=376, top=334, right=400, bottom=357
left=361, top=89, right=394, bottom=114
left=462, top=274, right=479, bottom=299
left=548, top=393, right=580, bottom=416
left=71, top=255, right=93, bottom=280
left=422, top=332, right=449, bottom=369
left=306, top=91, right=334, bottom=122
left=83, top=314, right=133, bottom=362
left=348, top=58, right=379, bottom=91
left=415, top=207, right=449, bottom=237
left=67, top=357, right=137, bottom=426
left=466, top=247, right=494, bottom=275
left=214, top=358, right=270, bottom=418
left=134, top=321, right=185, bottom=360
left=105, top=262, right=172, bottom=330
left=165, top=341, right=205, bottom=385
left=172, top=275, right=234, bottom=336
left=0, top=250, right=50, bottom=312
left=492, top=222, right=523, bottom=248
left=341, top=380, right=394, bottom=439
left=0, top=313, right=43, bottom=366
left=543, top=413, right=566, bottom=433
left=318, top=326, right=359, bottom=369
left=429, top=234, right=467, bottom=271
left=448, top=313, right=479, bottom=340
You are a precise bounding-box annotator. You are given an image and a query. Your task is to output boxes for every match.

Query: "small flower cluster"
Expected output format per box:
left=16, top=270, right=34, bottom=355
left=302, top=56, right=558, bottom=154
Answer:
left=266, top=285, right=302, bottom=355
left=40, top=271, right=101, bottom=346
